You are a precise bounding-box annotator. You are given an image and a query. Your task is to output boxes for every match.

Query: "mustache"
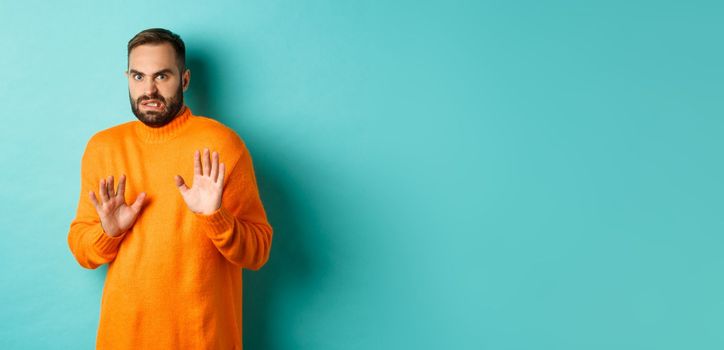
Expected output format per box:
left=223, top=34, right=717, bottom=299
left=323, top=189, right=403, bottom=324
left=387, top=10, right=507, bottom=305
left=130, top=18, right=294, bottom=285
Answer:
left=137, top=95, right=166, bottom=104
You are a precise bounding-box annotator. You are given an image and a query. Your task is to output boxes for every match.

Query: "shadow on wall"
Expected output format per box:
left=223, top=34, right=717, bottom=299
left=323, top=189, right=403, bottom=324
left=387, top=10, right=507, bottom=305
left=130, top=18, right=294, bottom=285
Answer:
left=185, top=52, right=222, bottom=119
left=242, top=166, right=321, bottom=350
left=185, top=48, right=329, bottom=350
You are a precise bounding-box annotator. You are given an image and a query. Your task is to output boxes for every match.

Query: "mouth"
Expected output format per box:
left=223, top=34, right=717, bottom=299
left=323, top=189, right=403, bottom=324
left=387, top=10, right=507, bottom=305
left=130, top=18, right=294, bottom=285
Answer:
left=140, top=100, right=165, bottom=111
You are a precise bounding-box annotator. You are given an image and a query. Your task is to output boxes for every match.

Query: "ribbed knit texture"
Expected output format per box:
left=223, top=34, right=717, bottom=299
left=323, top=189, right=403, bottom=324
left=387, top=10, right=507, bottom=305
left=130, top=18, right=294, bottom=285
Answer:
left=67, top=105, right=273, bottom=349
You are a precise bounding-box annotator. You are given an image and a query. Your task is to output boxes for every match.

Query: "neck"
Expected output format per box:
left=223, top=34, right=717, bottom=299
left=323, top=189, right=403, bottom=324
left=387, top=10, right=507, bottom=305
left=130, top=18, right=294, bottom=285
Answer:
left=134, top=105, right=192, bottom=143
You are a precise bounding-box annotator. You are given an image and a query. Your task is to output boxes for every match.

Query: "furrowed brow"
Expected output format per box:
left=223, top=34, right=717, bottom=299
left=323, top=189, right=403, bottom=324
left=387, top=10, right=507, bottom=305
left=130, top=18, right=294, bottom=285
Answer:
left=128, top=68, right=175, bottom=76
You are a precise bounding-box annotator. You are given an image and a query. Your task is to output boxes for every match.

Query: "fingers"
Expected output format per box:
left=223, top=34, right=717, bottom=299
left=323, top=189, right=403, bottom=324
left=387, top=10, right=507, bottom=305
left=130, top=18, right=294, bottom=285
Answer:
left=107, top=175, right=114, bottom=197
left=217, top=162, right=225, bottom=185
left=117, top=174, right=126, bottom=198
left=99, top=178, right=109, bottom=202
left=194, top=148, right=218, bottom=178
left=130, top=192, right=146, bottom=213
left=194, top=150, right=201, bottom=176
left=175, top=175, right=189, bottom=193
left=210, top=151, right=219, bottom=181
left=89, top=191, right=100, bottom=208
left=94, top=175, right=142, bottom=211
left=202, top=148, right=210, bottom=176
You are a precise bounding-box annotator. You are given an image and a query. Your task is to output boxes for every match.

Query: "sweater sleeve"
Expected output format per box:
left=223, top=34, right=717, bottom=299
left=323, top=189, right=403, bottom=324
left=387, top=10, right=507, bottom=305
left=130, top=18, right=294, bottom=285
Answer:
left=67, top=138, right=128, bottom=269
left=190, top=143, right=273, bottom=270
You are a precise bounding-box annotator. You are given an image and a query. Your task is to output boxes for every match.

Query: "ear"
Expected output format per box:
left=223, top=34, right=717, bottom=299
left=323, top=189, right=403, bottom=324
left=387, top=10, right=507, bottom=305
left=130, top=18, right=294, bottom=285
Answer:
left=182, top=69, right=191, bottom=92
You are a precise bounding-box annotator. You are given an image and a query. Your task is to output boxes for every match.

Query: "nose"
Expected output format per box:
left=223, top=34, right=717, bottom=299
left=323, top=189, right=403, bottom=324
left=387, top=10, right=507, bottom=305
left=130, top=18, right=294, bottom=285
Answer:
left=143, top=78, right=158, bottom=96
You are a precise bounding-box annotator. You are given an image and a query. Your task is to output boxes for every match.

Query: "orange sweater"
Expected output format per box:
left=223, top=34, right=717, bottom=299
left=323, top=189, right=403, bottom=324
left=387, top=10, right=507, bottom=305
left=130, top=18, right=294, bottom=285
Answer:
left=67, top=105, right=273, bottom=349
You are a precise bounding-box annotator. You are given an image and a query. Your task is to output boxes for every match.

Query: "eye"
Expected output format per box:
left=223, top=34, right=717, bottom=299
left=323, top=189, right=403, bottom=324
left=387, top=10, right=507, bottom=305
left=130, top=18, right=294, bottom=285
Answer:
left=156, top=74, right=167, bottom=80
left=133, top=74, right=143, bottom=81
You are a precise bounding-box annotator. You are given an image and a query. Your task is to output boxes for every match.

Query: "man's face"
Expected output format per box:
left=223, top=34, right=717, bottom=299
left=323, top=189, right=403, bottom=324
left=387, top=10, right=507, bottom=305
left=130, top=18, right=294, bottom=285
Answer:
left=126, top=43, right=190, bottom=127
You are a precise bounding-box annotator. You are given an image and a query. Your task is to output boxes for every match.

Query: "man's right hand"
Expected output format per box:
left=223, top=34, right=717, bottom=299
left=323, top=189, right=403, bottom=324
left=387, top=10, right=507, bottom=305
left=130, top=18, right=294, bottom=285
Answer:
left=89, top=174, right=146, bottom=237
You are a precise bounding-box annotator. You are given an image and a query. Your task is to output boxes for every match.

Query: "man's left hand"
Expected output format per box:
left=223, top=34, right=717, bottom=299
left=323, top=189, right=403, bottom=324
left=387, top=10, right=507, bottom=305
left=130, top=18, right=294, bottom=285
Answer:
left=175, top=148, right=226, bottom=215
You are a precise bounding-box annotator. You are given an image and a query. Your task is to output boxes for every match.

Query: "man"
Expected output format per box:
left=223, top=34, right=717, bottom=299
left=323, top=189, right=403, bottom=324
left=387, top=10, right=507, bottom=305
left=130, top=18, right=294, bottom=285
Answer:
left=67, top=28, right=273, bottom=349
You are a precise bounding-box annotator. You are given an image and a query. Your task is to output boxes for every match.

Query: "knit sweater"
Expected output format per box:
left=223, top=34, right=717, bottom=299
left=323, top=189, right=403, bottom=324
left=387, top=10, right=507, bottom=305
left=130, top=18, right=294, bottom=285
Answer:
left=67, top=105, right=273, bottom=349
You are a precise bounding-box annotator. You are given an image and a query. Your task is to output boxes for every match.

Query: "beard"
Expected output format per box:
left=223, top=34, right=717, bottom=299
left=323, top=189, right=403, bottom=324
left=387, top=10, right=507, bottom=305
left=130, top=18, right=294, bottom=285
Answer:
left=129, top=82, right=184, bottom=128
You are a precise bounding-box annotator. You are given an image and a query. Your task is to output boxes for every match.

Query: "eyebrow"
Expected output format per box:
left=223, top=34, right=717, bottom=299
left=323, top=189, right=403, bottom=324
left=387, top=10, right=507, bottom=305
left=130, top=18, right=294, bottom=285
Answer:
left=128, top=68, right=175, bottom=76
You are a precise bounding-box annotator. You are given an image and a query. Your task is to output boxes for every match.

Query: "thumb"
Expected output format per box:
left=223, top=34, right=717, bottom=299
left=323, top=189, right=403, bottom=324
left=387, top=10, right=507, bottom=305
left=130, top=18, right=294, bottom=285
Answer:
left=130, top=192, right=146, bottom=212
left=175, top=175, right=189, bottom=193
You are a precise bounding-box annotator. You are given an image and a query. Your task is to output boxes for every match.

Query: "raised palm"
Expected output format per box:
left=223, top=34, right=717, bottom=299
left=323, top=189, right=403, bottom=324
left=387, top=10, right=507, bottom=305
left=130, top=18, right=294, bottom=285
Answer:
left=89, top=174, right=146, bottom=237
left=175, top=148, right=226, bottom=215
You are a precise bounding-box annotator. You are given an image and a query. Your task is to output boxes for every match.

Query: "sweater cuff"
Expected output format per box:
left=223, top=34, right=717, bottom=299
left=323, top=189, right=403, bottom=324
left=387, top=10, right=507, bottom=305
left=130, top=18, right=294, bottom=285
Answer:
left=92, top=224, right=127, bottom=257
left=192, top=206, right=235, bottom=239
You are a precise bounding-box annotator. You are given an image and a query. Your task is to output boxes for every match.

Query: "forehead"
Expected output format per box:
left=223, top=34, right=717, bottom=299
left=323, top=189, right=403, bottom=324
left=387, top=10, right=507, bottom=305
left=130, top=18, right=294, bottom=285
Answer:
left=128, top=43, right=178, bottom=71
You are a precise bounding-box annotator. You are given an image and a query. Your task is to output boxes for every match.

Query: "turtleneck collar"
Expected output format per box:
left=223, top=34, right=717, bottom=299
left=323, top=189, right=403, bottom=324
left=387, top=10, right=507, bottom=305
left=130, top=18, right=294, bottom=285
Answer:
left=134, top=105, right=193, bottom=143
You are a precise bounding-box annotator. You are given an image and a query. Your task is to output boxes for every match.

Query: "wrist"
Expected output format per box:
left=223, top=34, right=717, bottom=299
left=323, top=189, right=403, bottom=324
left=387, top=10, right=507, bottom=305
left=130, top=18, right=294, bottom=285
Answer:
left=194, top=206, right=221, bottom=216
left=100, top=222, right=124, bottom=238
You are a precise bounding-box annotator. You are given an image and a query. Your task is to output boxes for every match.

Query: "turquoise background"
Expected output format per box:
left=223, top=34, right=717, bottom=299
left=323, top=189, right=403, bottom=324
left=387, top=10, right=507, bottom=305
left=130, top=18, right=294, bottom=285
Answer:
left=1, top=1, right=723, bottom=349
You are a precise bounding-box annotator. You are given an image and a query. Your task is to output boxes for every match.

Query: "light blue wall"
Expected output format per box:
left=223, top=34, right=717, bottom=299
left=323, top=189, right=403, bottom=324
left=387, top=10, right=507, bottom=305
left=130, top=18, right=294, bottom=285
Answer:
left=1, top=1, right=723, bottom=349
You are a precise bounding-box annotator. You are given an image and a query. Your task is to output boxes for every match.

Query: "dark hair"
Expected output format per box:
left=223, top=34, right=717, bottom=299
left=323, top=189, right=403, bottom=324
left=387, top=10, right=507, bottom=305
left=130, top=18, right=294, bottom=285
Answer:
left=127, top=28, right=186, bottom=73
